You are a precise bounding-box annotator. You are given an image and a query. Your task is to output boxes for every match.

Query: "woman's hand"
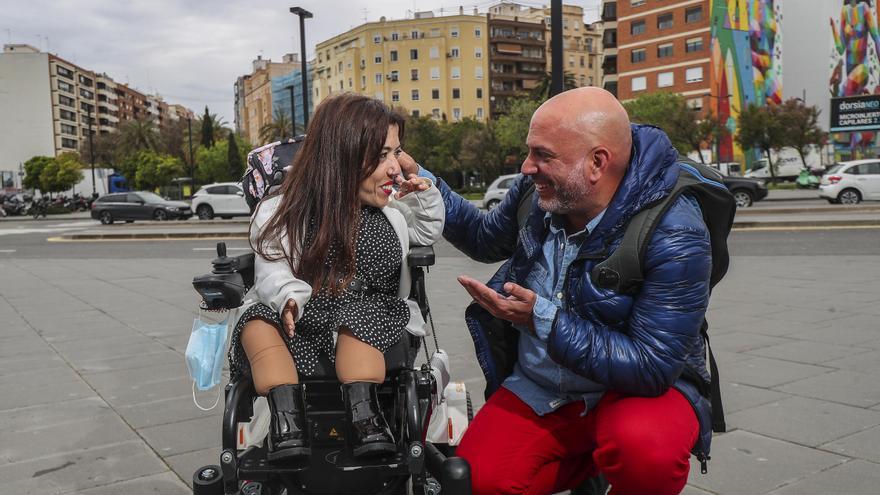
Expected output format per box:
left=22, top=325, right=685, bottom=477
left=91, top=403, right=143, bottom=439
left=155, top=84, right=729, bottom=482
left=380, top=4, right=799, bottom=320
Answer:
left=281, top=299, right=297, bottom=337
left=397, top=150, right=419, bottom=177
left=395, top=174, right=431, bottom=199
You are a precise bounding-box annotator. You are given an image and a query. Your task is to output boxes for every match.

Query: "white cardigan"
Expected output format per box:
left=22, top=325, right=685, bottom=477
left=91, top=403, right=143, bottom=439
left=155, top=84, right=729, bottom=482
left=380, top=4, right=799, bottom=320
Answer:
left=250, top=184, right=445, bottom=336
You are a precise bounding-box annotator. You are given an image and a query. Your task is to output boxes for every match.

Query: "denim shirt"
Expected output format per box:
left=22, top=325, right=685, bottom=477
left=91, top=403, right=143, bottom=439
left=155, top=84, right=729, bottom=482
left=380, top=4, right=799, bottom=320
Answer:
left=417, top=166, right=606, bottom=415
left=503, top=210, right=606, bottom=416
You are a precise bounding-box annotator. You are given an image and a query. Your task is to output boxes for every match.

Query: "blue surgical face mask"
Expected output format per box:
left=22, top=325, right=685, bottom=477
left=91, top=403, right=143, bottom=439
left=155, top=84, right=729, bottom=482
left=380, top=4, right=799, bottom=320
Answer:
left=185, top=316, right=229, bottom=410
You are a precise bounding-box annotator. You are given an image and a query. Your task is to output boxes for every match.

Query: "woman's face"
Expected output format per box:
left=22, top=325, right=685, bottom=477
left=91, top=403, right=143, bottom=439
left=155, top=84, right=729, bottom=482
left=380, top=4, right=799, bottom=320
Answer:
left=358, top=125, right=402, bottom=208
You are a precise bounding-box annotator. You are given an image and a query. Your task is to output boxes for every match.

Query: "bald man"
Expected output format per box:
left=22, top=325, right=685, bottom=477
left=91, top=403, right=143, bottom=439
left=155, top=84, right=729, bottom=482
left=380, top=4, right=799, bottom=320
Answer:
left=401, top=88, right=713, bottom=495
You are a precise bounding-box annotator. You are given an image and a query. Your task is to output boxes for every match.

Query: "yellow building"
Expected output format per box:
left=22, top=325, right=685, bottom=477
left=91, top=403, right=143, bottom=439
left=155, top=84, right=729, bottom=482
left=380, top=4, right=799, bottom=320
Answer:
left=314, top=11, right=490, bottom=121
left=239, top=55, right=300, bottom=145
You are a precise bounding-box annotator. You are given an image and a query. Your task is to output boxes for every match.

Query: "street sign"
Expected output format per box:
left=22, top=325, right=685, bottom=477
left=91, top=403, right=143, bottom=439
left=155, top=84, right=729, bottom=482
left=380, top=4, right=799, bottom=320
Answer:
left=830, top=94, right=880, bottom=132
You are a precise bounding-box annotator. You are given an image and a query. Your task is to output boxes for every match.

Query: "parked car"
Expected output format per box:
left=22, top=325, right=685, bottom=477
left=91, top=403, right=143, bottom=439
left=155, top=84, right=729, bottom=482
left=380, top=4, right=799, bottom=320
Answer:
left=191, top=182, right=250, bottom=220
left=90, top=191, right=192, bottom=224
left=819, top=160, right=880, bottom=204
left=483, top=173, right=519, bottom=210
left=722, top=175, right=768, bottom=207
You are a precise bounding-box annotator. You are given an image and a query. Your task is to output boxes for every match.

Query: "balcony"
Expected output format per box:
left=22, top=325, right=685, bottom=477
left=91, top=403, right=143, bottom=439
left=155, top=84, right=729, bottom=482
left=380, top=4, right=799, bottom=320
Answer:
left=602, top=29, right=617, bottom=49
left=601, top=3, right=617, bottom=22
left=602, top=56, right=618, bottom=75
left=489, top=34, right=545, bottom=46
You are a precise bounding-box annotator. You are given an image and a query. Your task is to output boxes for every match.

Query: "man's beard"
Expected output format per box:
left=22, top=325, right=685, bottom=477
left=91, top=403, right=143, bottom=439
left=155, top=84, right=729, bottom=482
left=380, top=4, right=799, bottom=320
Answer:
left=537, top=159, right=591, bottom=214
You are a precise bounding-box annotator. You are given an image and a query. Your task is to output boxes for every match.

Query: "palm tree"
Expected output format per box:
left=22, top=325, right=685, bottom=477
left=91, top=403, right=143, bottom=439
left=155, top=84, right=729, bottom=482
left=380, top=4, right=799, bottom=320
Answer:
left=197, top=107, right=231, bottom=148
left=532, top=71, right=578, bottom=101
left=117, top=118, right=160, bottom=156
left=258, top=108, right=294, bottom=145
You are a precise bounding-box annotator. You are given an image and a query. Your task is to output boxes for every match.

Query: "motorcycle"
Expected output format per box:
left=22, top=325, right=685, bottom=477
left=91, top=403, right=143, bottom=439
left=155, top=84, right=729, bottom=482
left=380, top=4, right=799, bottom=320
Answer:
left=28, top=197, right=49, bottom=219
left=795, top=168, right=821, bottom=189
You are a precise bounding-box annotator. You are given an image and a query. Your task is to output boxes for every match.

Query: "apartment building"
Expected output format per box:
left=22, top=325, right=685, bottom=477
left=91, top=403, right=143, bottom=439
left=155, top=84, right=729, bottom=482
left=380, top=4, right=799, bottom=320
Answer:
left=236, top=54, right=312, bottom=145
left=614, top=0, right=711, bottom=110
left=0, top=43, right=193, bottom=191
left=601, top=1, right=619, bottom=95
left=486, top=9, right=546, bottom=116
left=313, top=10, right=490, bottom=122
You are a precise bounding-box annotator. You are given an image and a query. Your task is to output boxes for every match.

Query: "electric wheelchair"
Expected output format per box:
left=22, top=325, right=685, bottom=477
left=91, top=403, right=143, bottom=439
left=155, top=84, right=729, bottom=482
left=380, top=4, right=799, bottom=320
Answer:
left=190, top=238, right=471, bottom=495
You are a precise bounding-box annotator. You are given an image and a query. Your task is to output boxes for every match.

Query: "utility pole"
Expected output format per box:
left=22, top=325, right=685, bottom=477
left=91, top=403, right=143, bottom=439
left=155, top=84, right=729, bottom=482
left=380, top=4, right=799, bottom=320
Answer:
left=87, top=106, right=96, bottom=197
left=187, top=116, right=195, bottom=197
left=550, top=0, right=564, bottom=97
left=290, top=7, right=313, bottom=127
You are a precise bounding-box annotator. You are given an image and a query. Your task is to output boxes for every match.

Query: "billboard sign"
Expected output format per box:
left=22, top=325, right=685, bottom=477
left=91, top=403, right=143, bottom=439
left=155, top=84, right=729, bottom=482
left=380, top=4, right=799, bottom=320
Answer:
left=830, top=95, right=880, bottom=132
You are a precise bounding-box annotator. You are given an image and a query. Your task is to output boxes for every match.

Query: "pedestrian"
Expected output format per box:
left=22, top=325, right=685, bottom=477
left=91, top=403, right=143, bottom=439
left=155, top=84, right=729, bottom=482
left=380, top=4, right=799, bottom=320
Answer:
left=228, top=93, right=444, bottom=462
left=400, top=87, right=719, bottom=495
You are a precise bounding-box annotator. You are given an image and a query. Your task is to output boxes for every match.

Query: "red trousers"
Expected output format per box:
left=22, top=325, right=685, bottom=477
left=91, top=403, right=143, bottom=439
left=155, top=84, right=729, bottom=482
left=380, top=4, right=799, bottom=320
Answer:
left=456, top=387, right=698, bottom=495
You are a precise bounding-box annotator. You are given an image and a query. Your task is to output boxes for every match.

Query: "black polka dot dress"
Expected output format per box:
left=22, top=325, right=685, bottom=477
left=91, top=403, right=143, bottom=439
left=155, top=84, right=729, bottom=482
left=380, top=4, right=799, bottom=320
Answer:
left=229, top=206, right=410, bottom=379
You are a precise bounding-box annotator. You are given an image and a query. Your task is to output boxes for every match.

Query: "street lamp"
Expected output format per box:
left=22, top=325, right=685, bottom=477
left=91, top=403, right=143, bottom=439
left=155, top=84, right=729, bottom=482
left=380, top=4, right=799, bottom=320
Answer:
left=290, top=7, right=312, bottom=128
left=550, top=0, right=563, bottom=96
left=187, top=116, right=195, bottom=197
left=287, top=84, right=297, bottom=137
left=87, top=106, right=96, bottom=197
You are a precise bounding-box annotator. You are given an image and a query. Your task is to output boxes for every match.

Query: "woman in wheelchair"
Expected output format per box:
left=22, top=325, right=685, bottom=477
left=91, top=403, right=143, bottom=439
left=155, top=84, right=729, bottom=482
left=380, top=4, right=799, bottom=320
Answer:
left=227, top=93, right=444, bottom=464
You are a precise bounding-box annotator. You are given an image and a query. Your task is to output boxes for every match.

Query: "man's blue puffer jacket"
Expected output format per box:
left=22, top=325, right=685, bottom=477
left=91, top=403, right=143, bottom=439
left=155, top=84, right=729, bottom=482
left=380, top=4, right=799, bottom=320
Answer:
left=437, top=124, right=715, bottom=465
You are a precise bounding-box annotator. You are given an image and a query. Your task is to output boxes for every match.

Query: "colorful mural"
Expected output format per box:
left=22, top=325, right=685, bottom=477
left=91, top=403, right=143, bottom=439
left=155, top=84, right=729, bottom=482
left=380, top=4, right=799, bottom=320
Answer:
left=710, top=0, right=783, bottom=164
left=829, top=0, right=880, bottom=154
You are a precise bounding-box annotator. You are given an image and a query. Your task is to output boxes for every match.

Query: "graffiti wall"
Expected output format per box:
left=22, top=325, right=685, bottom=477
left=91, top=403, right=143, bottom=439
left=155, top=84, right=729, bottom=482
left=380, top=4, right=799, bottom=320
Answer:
left=829, top=0, right=880, bottom=155
left=710, top=0, right=783, bottom=164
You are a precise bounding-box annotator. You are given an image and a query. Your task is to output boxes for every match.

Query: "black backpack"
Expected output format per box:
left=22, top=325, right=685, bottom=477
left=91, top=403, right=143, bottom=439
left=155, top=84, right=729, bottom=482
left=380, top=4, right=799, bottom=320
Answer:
left=517, top=156, right=735, bottom=433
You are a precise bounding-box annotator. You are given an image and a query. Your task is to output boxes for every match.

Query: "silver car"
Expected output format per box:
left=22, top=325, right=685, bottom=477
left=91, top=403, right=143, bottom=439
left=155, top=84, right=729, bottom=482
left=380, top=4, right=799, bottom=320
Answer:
left=482, top=174, right=519, bottom=210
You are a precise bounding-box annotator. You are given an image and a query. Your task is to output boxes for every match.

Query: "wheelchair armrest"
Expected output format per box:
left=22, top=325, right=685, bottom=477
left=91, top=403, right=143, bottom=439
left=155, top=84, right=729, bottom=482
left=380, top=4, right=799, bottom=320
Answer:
left=192, top=245, right=255, bottom=311
left=408, top=245, right=435, bottom=267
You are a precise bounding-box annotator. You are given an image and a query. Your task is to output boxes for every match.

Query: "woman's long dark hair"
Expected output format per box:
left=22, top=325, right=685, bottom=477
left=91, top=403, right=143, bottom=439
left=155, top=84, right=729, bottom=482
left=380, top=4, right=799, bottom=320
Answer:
left=253, top=93, right=405, bottom=294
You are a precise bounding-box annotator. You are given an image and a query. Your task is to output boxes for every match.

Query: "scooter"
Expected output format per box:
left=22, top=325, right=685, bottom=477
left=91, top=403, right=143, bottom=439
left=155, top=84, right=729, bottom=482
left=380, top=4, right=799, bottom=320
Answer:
left=795, top=168, right=821, bottom=189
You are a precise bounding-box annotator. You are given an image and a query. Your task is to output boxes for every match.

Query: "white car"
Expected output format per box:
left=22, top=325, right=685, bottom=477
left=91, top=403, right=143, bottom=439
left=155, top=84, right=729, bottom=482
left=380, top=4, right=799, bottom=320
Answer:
left=483, top=173, right=519, bottom=210
left=819, top=160, right=880, bottom=204
left=191, top=182, right=250, bottom=219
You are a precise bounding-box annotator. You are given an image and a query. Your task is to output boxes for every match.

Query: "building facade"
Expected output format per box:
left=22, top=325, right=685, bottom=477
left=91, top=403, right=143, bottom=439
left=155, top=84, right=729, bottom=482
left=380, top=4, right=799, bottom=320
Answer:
left=313, top=11, right=490, bottom=122
left=486, top=9, right=546, bottom=116
left=236, top=54, right=312, bottom=146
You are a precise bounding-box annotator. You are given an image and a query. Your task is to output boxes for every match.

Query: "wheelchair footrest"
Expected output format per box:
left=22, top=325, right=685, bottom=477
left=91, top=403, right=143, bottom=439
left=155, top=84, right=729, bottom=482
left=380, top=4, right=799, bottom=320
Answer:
left=236, top=448, right=411, bottom=479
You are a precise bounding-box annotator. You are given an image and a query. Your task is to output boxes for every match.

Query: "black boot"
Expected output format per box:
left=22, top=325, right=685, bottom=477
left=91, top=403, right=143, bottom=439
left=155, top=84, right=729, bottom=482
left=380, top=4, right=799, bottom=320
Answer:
left=266, top=384, right=310, bottom=462
left=342, top=382, right=396, bottom=458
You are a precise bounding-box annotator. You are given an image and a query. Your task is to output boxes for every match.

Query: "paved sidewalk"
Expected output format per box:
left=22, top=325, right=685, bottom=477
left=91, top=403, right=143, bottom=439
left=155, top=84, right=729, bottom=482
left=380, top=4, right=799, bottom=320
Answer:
left=1, top=251, right=879, bottom=494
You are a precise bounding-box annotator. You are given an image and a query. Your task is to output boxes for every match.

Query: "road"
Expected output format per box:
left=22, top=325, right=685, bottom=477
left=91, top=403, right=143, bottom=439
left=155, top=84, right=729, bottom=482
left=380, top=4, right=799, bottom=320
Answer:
left=2, top=201, right=880, bottom=494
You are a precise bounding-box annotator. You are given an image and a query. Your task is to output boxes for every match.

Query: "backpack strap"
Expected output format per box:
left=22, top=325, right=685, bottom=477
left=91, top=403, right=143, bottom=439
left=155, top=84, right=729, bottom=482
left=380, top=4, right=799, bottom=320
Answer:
left=704, top=322, right=726, bottom=432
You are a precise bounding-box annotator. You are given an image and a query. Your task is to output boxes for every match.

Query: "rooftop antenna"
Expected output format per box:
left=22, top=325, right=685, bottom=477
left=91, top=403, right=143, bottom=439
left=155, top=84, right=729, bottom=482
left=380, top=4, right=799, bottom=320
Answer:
left=4, top=28, right=11, bottom=44
left=362, top=8, right=368, bottom=23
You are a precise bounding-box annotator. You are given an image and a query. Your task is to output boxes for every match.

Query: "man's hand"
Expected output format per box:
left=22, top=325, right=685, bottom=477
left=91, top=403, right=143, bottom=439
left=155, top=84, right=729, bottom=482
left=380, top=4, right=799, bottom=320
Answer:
left=457, top=276, right=537, bottom=332
left=395, top=174, right=431, bottom=199
left=281, top=299, right=297, bottom=337
left=397, top=150, right=419, bottom=178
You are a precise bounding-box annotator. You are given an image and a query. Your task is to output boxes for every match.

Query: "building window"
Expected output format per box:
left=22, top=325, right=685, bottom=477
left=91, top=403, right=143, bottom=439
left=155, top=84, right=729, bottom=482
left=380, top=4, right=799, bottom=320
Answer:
left=58, top=80, right=73, bottom=93
left=59, top=109, right=77, bottom=122
left=476, top=88, right=483, bottom=99
left=630, top=0, right=646, bottom=6
left=375, top=73, right=383, bottom=84
left=60, top=123, right=77, bottom=135
left=631, top=48, right=646, bottom=63
left=361, top=75, right=367, bottom=88
left=338, top=61, right=343, bottom=73
left=432, top=108, right=441, bottom=119
left=631, top=76, right=647, bottom=92
left=410, top=48, right=419, bottom=60
left=431, top=28, right=440, bottom=37
left=411, top=30, right=420, bottom=39
left=0, top=171, right=13, bottom=188
left=452, top=108, right=461, bottom=121
left=390, top=50, right=398, bottom=62
left=391, top=32, right=400, bottom=41
left=475, top=67, right=483, bottom=79
left=432, top=88, right=440, bottom=99
left=452, top=88, right=461, bottom=99
left=56, top=65, right=73, bottom=79
left=373, top=34, right=381, bottom=43
left=391, top=91, right=400, bottom=102
left=339, top=80, right=344, bottom=90
left=390, top=70, right=399, bottom=82
left=686, top=67, right=704, bottom=83
left=631, top=20, right=645, bottom=35
left=450, top=47, right=460, bottom=58
left=569, top=55, right=575, bottom=67
left=451, top=67, right=461, bottom=79
left=451, top=26, right=459, bottom=38
left=375, top=92, right=384, bottom=101
left=687, top=97, right=704, bottom=110
left=374, top=54, right=382, bottom=63
left=58, top=95, right=75, bottom=108
left=475, top=47, right=483, bottom=59
left=430, top=46, right=439, bottom=59
left=411, top=69, right=419, bottom=80
left=475, top=27, right=482, bottom=38
left=80, top=101, right=94, bottom=113
left=431, top=67, right=440, bottom=79
left=658, top=13, right=673, bottom=30
left=348, top=78, right=353, bottom=88
left=412, top=110, right=420, bottom=117
left=61, top=137, right=78, bottom=149
left=686, top=37, right=704, bottom=53
left=411, top=89, right=420, bottom=101
left=686, top=6, right=703, bottom=23
left=658, top=72, right=674, bottom=87
left=78, top=75, right=93, bottom=87
left=657, top=43, right=673, bottom=58
left=476, top=107, right=484, bottom=119
left=580, top=56, right=585, bottom=67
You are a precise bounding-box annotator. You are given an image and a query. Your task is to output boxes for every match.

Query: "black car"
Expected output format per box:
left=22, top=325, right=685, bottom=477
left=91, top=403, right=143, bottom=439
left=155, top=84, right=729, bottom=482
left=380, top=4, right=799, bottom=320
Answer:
left=722, top=175, right=768, bottom=207
left=90, top=191, right=192, bottom=224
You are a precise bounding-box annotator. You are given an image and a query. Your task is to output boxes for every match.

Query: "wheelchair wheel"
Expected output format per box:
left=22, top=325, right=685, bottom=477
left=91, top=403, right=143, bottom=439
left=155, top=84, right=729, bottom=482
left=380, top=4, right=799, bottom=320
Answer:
left=192, top=465, right=223, bottom=495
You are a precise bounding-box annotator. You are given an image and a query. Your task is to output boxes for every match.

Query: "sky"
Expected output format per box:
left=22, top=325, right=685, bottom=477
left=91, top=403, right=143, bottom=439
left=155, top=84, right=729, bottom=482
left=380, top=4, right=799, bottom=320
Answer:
left=2, top=0, right=601, bottom=127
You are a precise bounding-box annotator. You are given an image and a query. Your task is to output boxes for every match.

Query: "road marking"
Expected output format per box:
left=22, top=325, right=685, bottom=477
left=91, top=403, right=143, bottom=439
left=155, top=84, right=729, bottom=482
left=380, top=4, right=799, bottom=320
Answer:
left=0, top=249, right=16, bottom=253
left=47, top=235, right=248, bottom=242
left=734, top=225, right=880, bottom=232
left=193, top=247, right=251, bottom=251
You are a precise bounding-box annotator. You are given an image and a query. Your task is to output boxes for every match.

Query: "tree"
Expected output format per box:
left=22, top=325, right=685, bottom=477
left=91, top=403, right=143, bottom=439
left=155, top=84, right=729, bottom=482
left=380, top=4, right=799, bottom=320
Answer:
left=402, top=115, right=444, bottom=173
left=494, top=97, right=542, bottom=163
left=259, top=107, right=294, bottom=145
left=117, top=118, right=160, bottom=156
left=195, top=138, right=248, bottom=184
left=79, top=131, right=120, bottom=168
left=39, top=152, right=83, bottom=195
left=532, top=71, right=578, bottom=101
left=736, top=104, right=786, bottom=179
left=227, top=133, right=245, bottom=181
left=200, top=106, right=215, bottom=148
left=23, top=156, right=55, bottom=191
left=778, top=98, right=827, bottom=168
left=460, top=124, right=504, bottom=184
left=159, top=118, right=189, bottom=162
left=131, top=150, right=185, bottom=190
